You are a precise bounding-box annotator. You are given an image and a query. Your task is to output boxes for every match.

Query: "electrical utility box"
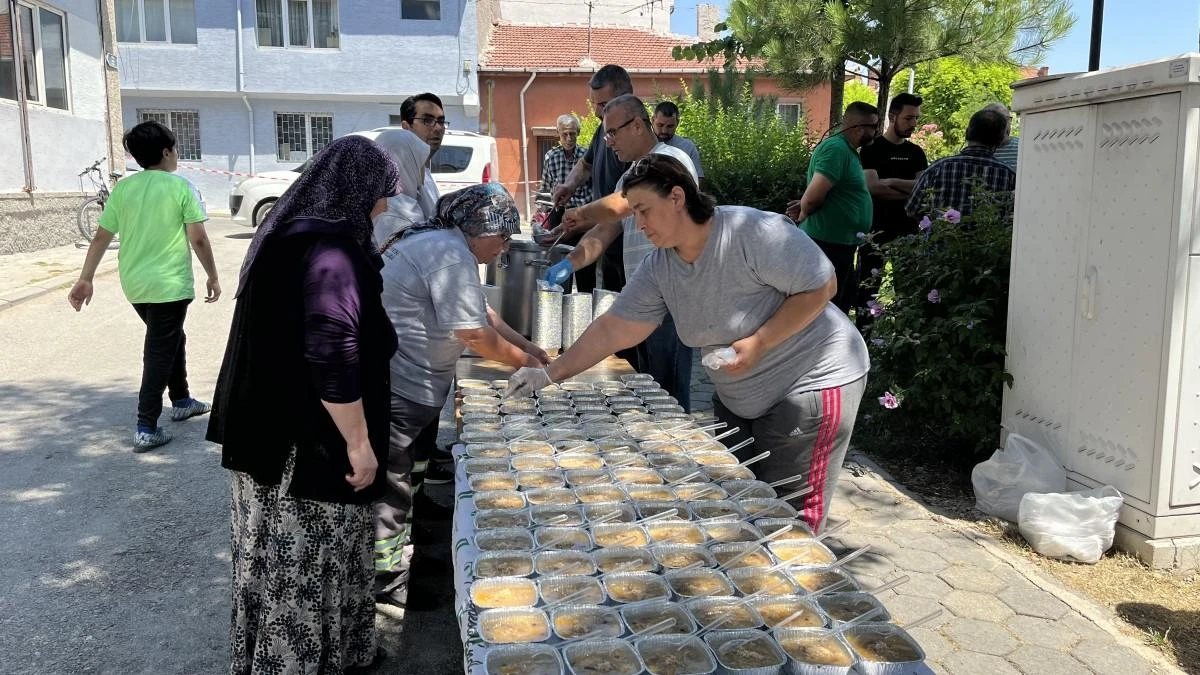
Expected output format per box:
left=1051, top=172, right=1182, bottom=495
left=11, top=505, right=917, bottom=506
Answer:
left=1005, top=54, right=1200, bottom=554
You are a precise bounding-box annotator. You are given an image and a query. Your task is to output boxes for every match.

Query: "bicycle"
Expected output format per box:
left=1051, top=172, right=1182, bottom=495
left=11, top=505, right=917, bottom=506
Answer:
left=76, top=157, right=126, bottom=242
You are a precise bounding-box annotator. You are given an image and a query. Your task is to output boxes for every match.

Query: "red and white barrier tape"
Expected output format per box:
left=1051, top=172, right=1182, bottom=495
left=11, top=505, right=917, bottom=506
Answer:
left=175, top=165, right=294, bottom=181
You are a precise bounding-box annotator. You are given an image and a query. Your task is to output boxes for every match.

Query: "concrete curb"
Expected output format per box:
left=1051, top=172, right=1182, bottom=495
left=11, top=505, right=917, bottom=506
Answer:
left=845, top=450, right=1186, bottom=675
left=0, top=260, right=119, bottom=312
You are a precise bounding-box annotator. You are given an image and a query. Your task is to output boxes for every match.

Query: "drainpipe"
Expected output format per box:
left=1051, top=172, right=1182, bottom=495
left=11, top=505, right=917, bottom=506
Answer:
left=10, top=0, right=34, bottom=192
left=486, top=78, right=495, bottom=135
left=518, top=72, right=537, bottom=218
left=235, top=1, right=255, bottom=175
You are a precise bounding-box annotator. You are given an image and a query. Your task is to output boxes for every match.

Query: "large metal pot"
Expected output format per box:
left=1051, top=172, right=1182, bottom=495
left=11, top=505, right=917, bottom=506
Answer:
left=488, top=241, right=573, bottom=337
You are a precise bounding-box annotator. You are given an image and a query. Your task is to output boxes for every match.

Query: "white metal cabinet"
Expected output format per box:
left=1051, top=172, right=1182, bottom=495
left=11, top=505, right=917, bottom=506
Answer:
left=1069, top=93, right=1181, bottom=504
left=1007, top=55, right=1200, bottom=540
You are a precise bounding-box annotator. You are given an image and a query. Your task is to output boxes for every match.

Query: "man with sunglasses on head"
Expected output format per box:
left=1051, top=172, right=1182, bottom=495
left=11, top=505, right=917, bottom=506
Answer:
left=400, top=93, right=448, bottom=217
left=543, top=94, right=696, bottom=410
left=786, top=102, right=879, bottom=314
left=549, top=64, right=634, bottom=291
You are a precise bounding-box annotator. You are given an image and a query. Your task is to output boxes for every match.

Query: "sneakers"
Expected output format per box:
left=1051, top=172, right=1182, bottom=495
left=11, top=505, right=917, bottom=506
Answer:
left=133, top=426, right=173, bottom=452
left=170, top=397, right=211, bottom=422
left=422, top=459, right=456, bottom=485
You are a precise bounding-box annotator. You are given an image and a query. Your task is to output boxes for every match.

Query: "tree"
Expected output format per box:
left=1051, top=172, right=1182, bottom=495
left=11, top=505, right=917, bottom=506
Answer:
left=915, top=57, right=1024, bottom=146
left=676, top=0, right=1073, bottom=128
left=843, top=79, right=877, bottom=108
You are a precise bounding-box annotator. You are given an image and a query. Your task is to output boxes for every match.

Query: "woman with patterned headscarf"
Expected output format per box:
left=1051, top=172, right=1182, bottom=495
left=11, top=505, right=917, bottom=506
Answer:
left=207, top=135, right=399, bottom=674
left=371, top=183, right=549, bottom=606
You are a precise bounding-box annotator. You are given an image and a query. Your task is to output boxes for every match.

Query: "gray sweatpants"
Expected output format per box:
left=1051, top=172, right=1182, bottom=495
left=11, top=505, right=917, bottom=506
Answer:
left=373, top=394, right=441, bottom=587
left=713, top=376, right=866, bottom=534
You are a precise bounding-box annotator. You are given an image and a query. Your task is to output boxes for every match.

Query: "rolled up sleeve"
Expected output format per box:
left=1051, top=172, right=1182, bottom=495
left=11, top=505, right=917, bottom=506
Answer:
left=302, top=240, right=365, bottom=403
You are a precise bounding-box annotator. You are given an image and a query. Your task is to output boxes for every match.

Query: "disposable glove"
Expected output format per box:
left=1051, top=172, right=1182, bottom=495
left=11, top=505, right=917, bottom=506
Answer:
left=503, top=367, right=553, bottom=400
left=543, top=260, right=574, bottom=288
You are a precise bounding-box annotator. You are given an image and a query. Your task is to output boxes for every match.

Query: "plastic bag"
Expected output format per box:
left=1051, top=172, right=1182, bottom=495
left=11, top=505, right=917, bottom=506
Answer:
left=1018, top=486, right=1123, bottom=564
left=971, top=433, right=1066, bottom=522
left=702, top=347, right=737, bottom=370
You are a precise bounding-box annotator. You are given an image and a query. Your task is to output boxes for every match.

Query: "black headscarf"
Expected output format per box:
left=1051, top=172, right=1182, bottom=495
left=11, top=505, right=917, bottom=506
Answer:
left=238, top=135, right=399, bottom=295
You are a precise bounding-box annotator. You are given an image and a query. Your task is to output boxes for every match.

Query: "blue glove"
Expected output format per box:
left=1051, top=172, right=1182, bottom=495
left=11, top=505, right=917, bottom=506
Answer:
left=543, top=259, right=574, bottom=288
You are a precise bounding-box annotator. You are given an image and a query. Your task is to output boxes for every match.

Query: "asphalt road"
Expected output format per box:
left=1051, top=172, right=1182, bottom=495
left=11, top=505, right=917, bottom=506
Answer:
left=0, top=218, right=460, bottom=674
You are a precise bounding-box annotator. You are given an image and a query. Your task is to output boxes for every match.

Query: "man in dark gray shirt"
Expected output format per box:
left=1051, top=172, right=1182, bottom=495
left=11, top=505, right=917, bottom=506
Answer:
left=550, top=64, right=632, bottom=291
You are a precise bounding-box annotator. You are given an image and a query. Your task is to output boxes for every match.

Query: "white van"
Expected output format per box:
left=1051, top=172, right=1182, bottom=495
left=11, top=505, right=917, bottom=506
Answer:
left=230, top=128, right=500, bottom=228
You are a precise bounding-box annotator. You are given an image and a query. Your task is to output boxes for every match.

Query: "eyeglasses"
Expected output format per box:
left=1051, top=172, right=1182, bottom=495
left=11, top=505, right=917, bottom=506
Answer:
left=628, top=157, right=653, bottom=177
left=414, top=115, right=448, bottom=128
left=604, top=117, right=637, bottom=139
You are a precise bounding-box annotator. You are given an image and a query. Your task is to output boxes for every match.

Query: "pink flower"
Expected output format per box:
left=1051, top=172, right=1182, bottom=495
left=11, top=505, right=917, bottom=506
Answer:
left=870, top=268, right=880, bottom=277
left=927, top=289, right=941, bottom=303
left=921, top=124, right=937, bottom=132
left=866, top=299, right=884, bottom=317
left=855, top=232, right=867, bottom=241
left=918, top=216, right=932, bottom=232
left=878, top=392, right=900, bottom=409
left=942, top=209, right=961, bottom=224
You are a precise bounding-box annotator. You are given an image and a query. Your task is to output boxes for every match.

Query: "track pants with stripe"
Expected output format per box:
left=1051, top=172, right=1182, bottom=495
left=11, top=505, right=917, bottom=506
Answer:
left=713, top=376, right=867, bottom=534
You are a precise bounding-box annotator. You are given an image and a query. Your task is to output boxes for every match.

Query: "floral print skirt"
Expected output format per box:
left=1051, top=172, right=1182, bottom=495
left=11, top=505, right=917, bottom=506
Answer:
left=229, top=452, right=376, bottom=675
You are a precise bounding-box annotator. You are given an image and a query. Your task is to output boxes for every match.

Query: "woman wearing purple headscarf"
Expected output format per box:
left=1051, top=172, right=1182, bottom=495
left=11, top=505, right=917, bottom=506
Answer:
left=207, top=136, right=399, bottom=674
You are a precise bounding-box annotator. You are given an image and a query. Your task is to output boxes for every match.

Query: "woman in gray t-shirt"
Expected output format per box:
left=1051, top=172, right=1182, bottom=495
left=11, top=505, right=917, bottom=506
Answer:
left=506, top=155, right=869, bottom=532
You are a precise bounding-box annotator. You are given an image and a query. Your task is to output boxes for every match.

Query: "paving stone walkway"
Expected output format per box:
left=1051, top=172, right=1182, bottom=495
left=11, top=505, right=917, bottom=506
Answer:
left=686, top=358, right=1181, bottom=675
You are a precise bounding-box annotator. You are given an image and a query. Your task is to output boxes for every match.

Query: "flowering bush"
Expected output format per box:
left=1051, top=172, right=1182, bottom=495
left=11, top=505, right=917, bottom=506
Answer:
left=910, top=123, right=954, bottom=161
left=858, top=198, right=1013, bottom=462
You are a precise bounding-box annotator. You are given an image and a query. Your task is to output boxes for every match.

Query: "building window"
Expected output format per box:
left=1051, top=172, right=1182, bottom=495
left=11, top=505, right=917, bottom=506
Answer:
left=116, top=0, right=197, bottom=44
left=257, top=0, right=339, bottom=48
left=138, top=109, right=202, bottom=161
left=0, top=3, right=68, bottom=110
left=275, top=112, right=333, bottom=162
left=777, top=103, right=801, bottom=129
left=401, top=0, right=440, bottom=20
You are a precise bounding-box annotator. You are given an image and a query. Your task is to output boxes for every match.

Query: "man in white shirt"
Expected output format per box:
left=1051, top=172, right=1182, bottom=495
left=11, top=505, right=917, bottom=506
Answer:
left=400, top=92, right=446, bottom=216
left=545, top=95, right=697, bottom=410
left=652, top=100, right=705, bottom=189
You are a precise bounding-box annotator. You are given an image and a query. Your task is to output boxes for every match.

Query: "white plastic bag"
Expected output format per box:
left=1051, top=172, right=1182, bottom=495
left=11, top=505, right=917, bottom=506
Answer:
left=971, top=433, right=1066, bottom=522
left=702, top=347, right=737, bottom=370
left=1018, top=486, right=1124, bottom=564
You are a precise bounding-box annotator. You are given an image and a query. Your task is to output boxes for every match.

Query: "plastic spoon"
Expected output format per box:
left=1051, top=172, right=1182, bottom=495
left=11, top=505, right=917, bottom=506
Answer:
left=832, top=605, right=888, bottom=632
left=541, top=584, right=603, bottom=612
left=827, top=545, right=872, bottom=570
left=867, top=574, right=910, bottom=596
left=665, top=439, right=758, bottom=487
left=727, top=473, right=808, bottom=501
left=716, top=526, right=794, bottom=571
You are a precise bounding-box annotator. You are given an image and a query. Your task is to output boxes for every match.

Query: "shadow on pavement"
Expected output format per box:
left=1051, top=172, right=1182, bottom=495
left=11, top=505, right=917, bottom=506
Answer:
left=0, top=379, right=230, bottom=675
left=224, top=232, right=255, bottom=240
left=1116, top=602, right=1199, bottom=673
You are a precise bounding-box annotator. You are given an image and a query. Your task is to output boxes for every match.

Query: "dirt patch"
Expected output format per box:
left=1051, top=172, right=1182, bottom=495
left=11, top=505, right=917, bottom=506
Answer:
left=864, top=448, right=1200, bottom=673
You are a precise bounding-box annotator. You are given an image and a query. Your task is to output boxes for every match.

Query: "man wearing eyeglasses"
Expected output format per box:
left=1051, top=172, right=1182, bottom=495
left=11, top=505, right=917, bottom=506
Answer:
left=544, top=94, right=697, bottom=410
left=400, top=92, right=448, bottom=219
left=786, top=102, right=879, bottom=314
left=398, top=93, right=459, bottom=502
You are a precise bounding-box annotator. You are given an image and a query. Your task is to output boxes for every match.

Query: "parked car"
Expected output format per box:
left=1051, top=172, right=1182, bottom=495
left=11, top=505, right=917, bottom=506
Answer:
left=229, top=128, right=500, bottom=228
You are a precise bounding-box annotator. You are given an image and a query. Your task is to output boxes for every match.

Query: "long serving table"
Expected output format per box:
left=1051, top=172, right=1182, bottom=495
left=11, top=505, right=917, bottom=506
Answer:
left=449, top=356, right=933, bottom=675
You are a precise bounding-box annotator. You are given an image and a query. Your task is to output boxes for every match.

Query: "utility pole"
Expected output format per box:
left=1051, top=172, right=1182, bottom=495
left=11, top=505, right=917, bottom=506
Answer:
left=586, top=0, right=594, bottom=65
left=1088, top=0, right=1104, bottom=71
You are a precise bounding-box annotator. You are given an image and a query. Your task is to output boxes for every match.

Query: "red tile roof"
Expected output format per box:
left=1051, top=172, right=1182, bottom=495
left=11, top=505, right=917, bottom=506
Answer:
left=481, top=22, right=753, bottom=72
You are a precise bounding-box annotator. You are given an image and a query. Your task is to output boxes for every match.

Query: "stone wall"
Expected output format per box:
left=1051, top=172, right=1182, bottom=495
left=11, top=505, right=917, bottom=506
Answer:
left=0, top=194, right=84, bottom=255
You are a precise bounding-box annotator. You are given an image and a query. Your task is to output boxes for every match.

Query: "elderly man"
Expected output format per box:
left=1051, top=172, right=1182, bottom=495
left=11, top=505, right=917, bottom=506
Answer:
left=543, top=95, right=696, bottom=411
left=786, top=102, right=879, bottom=314
left=539, top=114, right=596, bottom=290
left=550, top=64, right=634, bottom=291
left=540, top=114, right=592, bottom=208
left=985, top=102, right=1019, bottom=172
left=906, top=108, right=1016, bottom=222
left=651, top=101, right=704, bottom=188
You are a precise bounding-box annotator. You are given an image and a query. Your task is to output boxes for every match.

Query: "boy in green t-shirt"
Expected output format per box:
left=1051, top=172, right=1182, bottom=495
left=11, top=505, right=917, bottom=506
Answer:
left=68, top=121, right=221, bottom=451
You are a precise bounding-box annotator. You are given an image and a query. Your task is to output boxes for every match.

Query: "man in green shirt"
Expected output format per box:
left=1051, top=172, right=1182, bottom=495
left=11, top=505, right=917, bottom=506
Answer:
left=68, top=121, right=221, bottom=451
left=786, top=102, right=879, bottom=313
